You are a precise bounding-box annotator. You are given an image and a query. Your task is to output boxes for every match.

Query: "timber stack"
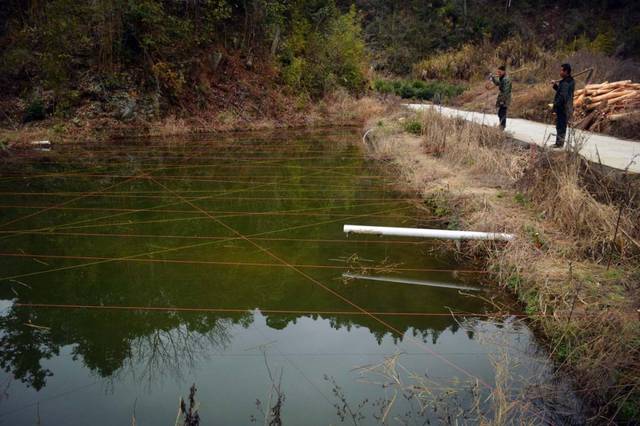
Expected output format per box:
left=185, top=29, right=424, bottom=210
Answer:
left=573, top=80, right=640, bottom=132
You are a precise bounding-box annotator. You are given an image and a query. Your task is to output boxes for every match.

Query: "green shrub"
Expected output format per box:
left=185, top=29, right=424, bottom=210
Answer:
left=279, top=5, right=367, bottom=98
left=413, top=44, right=482, bottom=81
left=413, top=36, right=546, bottom=82
left=372, top=78, right=465, bottom=101
left=404, top=120, right=422, bottom=135
left=23, top=99, right=46, bottom=122
left=514, top=192, right=530, bottom=207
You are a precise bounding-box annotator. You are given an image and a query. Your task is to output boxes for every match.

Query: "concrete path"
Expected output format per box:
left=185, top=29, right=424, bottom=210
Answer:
left=407, top=104, right=640, bottom=173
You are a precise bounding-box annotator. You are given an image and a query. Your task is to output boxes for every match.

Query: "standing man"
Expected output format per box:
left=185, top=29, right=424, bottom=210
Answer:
left=490, top=65, right=512, bottom=130
left=551, top=63, right=575, bottom=148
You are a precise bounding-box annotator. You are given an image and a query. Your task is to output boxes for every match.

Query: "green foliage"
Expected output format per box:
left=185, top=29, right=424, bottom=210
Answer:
left=52, top=123, right=66, bottom=134
left=592, top=32, right=616, bottom=55
left=513, top=192, right=530, bottom=207
left=619, top=394, right=640, bottom=421
left=279, top=4, right=367, bottom=97
left=23, top=99, right=46, bottom=123
left=324, top=6, right=368, bottom=93
left=413, top=36, right=547, bottom=82
left=524, top=224, right=547, bottom=250
left=423, top=192, right=453, bottom=218
left=566, top=31, right=617, bottom=55
left=413, top=44, right=482, bottom=81
left=505, top=273, right=523, bottom=291
left=623, top=25, right=640, bottom=57
left=373, top=79, right=464, bottom=101
left=404, top=120, right=422, bottom=135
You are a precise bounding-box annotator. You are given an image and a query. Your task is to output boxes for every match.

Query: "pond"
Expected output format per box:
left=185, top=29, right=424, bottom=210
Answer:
left=0, top=130, right=582, bottom=424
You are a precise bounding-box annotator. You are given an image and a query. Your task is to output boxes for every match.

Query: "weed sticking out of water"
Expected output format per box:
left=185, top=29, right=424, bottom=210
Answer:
left=337, top=253, right=403, bottom=284
left=317, top=318, right=586, bottom=425
left=251, top=350, right=285, bottom=426
left=324, top=375, right=367, bottom=425
left=176, top=384, right=200, bottom=426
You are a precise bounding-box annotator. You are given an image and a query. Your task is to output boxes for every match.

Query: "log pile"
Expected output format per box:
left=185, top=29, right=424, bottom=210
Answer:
left=573, top=80, right=640, bottom=132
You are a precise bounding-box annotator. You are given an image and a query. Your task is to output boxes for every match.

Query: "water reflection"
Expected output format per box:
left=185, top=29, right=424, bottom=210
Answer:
left=0, top=299, right=471, bottom=390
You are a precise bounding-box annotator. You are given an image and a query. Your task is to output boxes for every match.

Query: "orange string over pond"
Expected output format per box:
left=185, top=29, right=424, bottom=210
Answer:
left=0, top=251, right=489, bottom=274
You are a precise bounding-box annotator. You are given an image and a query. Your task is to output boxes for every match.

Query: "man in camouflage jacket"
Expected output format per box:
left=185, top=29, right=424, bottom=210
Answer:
left=490, top=65, right=512, bottom=130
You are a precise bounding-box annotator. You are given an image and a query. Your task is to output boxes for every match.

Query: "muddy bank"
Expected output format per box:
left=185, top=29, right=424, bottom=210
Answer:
left=0, top=92, right=390, bottom=148
left=363, top=108, right=640, bottom=423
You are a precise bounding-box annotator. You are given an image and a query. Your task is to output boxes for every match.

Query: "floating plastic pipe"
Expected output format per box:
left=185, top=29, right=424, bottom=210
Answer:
left=344, top=225, right=514, bottom=241
left=342, top=273, right=481, bottom=291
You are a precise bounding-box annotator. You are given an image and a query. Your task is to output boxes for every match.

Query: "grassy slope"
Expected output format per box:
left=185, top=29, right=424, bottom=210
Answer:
left=365, top=108, right=640, bottom=422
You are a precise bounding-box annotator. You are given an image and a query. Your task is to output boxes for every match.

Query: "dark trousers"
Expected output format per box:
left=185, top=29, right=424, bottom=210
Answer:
left=556, top=110, right=568, bottom=147
left=498, top=106, right=507, bottom=129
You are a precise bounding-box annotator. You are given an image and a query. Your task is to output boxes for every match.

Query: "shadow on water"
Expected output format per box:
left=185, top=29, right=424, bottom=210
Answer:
left=0, top=130, right=584, bottom=424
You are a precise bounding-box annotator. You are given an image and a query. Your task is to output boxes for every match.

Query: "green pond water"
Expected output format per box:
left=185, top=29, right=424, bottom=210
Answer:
left=0, top=130, right=582, bottom=424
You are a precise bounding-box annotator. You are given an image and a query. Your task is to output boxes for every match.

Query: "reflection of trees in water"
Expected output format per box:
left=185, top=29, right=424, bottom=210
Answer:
left=0, top=306, right=247, bottom=391
left=0, top=308, right=56, bottom=390
left=322, top=312, right=468, bottom=345
left=123, top=321, right=233, bottom=387
left=0, top=302, right=470, bottom=392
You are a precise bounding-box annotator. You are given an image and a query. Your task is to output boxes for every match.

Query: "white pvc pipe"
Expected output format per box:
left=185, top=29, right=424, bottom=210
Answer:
left=344, top=225, right=514, bottom=241
left=342, top=273, right=481, bottom=291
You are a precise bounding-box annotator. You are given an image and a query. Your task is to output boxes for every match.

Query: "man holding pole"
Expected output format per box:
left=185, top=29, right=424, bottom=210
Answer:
left=551, top=63, right=575, bottom=148
left=490, top=65, right=511, bottom=130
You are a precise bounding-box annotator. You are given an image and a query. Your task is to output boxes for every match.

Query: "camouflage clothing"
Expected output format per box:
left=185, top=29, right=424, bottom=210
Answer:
left=491, top=74, right=512, bottom=108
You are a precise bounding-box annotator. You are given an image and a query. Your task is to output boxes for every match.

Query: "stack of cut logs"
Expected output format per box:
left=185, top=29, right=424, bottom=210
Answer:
left=573, top=80, right=640, bottom=131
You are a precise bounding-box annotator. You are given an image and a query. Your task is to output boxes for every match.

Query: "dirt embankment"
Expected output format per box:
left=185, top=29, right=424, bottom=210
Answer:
left=0, top=44, right=387, bottom=147
left=364, top=108, right=640, bottom=422
left=0, top=91, right=388, bottom=150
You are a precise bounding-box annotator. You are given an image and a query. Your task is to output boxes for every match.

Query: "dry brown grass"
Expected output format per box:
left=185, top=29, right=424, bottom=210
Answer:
left=143, top=92, right=392, bottom=137
left=365, top=108, right=640, bottom=422
left=1, top=92, right=391, bottom=143
left=450, top=48, right=640, bottom=129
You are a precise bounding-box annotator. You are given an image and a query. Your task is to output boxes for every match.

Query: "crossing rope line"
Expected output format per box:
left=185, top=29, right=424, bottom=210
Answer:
left=0, top=203, right=419, bottom=218
left=11, top=303, right=528, bottom=318
left=7, top=154, right=364, bottom=162
left=0, top=192, right=421, bottom=239
left=0, top=145, right=266, bottom=230
left=148, top=176, right=496, bottom=392
left=0, top=252, right=489, bottom=274
left=15, top=302, right=624, bottom=320
left=2, top=142, right=550, bottom=420
left=0, top=154, right=351, bottom=182
left=0, top=204, right=413, bottom=283
left=28, top=146, right=364, bottom=154
left=0, top=174, right=146, bottom=230
left=0, top=194, right=215, bottom=242
left=0, top=154, right=296, bottom=181
left=3, top=160, right=370, bottom=169
left=0, top=159, right=342, bottom=241
left=0, top=187, right=403, bottom=198
left=0, top=230, right=430, bottom=245
left=0, top=173, right=396, bottom=187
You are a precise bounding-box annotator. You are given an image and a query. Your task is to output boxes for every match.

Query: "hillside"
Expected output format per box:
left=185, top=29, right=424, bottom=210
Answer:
left=1, top=0, right=640, bottom=141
